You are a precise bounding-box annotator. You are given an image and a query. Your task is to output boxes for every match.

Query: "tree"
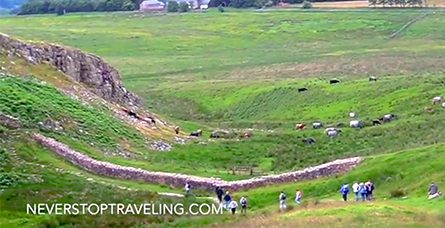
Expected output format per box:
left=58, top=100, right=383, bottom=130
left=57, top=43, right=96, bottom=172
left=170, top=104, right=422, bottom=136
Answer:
left=178, top=1, right=189, bottom=12
left=167, top=0, right=178, bottom=12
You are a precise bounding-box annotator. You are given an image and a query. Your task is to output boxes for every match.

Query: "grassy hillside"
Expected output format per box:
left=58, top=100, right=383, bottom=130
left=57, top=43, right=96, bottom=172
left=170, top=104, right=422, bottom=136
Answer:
left=0, top=10, right=443, bottom=122
left=1, top=9, right=445, bottom=227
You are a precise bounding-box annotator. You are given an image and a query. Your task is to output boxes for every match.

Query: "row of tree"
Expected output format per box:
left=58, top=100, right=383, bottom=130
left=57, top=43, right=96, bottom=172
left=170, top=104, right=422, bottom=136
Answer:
left=368, top=0, right=425, bottom=7
left=17, top=0, right=146, bottom=15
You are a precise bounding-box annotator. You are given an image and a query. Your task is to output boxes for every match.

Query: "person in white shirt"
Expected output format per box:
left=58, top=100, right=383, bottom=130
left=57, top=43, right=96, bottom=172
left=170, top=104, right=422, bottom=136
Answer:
left=352, top=182, right=360, bottom=201
left=229, top=199, right=238, bottom=214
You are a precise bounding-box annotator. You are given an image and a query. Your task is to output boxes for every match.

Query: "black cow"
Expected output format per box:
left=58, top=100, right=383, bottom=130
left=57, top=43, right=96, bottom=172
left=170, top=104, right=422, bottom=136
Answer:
left=298, top=88, right=308, bottom=92
left=302, top=137, right=316, bottom=145
left=330, top=79, right=340, bottom=84
left=372, top=120, right=381, bottom=126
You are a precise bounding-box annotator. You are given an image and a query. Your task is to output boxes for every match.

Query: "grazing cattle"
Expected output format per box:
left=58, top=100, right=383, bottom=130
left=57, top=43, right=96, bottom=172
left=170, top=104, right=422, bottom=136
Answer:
left=432, top=96, right=444, bottom=105
left=330, top=79, right=340, bottom=84
left=372, top=120, right=381, bottom=126
left=382, top=114, right=396, bottom=123
left=349, top=112, right=356, bottom=118
left=325, top=128, right=341, bottom=138
left=312, top=122, right=323, bottom=129
left=349, top=120, right=363, bottom=128
left=295, top=123, right=306, bottom=130
left=298, top=88, right=308, bottom=93
left=302, top=137, right=316, bottom=145
left=174, top=126, right=180, bottom=134
left=369, top=76, right=378, bottom=82
left=442, top=102, right=445, bottom=109
left=190, top=129, right=202, bottom=137
left=240, top=132, right=252, bottom=139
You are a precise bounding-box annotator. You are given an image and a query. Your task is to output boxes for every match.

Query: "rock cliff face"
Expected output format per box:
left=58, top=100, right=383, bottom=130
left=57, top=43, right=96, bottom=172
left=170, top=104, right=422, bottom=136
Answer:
left=0, top=33, right=142, bottom=108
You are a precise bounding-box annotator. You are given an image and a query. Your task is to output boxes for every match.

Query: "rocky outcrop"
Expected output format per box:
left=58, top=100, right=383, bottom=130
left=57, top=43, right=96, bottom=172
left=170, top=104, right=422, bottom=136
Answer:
left=0, top=113, right=22, bottom=129
left=33, top=133, right=362, bottom=191
left=0, top=33, right=142, bottom=108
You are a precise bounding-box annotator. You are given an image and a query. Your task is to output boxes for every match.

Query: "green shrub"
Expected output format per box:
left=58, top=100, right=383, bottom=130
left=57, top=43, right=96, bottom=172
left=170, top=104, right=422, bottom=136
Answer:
left=167, top=1, right=179, bottom=12
left=389, top=189, right=406, bottom=198
left=178, top=2, right=190, bottom=12
left=302, top=0, right=312, bottom=9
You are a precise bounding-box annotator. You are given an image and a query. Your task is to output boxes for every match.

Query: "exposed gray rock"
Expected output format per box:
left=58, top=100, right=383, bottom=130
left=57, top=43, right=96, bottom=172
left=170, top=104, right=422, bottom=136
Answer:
left=0, top=33, right=142, bottom=109
left=0, top=113, right=22, bottom=129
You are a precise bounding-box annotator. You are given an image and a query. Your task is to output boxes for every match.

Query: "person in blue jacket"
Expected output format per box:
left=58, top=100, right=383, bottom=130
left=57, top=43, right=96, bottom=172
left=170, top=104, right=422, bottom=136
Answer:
left=340, top=184, right=350, bottom=201
left=224, top=191, right=232, bottom=210
left=359, top=182, right=367, bottom=201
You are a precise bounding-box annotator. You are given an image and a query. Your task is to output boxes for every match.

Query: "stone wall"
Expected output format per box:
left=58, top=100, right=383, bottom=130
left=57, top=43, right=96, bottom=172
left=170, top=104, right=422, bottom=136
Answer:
left=32, top=133, right=362, bottom=191
left=0, top=33, right=142, bottom=108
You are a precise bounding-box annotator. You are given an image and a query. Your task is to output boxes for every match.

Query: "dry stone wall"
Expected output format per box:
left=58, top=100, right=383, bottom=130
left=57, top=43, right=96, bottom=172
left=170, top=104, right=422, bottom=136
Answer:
left=32, top=133, right=362, bottom=191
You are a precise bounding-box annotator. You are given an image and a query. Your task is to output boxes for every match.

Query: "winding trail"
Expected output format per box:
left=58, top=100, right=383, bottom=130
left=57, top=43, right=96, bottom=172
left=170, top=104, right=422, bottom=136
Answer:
left=32, top=133, right=362, bottom=191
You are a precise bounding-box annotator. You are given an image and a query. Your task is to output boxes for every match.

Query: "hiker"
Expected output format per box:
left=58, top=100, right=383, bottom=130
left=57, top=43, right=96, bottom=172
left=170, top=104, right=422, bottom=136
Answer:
left=359, top=182, right=367, bottom=201
left=279, top=191, right=287, bottom=211
left=229, top=199, right=238, bottom=214
left=185, top=182, right=191, bottom=195
left=295, top=189, right=303, bottom=205
left=240, top=196, right=248, bottom=214
left=340, top=184, right=349, bottom=201
left=428, top=182, right=442, bottom=200
left=366, top=181, right=375, bottom=200
left=352, top=182, right=360, bottom=201
left=215, top=186, right=224, bottom=204
left=224, top=191, right=232, bottom=210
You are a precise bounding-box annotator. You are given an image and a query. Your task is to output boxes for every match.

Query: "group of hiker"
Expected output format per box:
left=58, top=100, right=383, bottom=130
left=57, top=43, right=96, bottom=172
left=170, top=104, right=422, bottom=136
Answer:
left=185, top=181, right=441, bottom=214
left=215, top=187, right=248, bottom=215
left=340, top=181, right=375, bottom=202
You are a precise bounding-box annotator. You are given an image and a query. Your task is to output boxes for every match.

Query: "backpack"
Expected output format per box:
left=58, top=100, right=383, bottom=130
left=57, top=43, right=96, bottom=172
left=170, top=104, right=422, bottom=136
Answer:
left=241, top=198, right=247, bottom=206
left=281, top=193, right=286, bottom=200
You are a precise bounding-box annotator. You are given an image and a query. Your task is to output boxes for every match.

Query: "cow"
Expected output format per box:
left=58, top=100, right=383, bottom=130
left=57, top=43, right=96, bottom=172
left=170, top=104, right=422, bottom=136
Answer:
left=312, top=122, right=323, bottom=129
left=442, top=102, right=445, bottom=109
left=174, top=126, right=180, bottom=135
left=349, top=120, right=363, bottom=128
left=190, top=129, right=202, bottom=137
left=382, top=114, right=396, bottom=123
left=432, top=96, right=444, bottom=105
left=325, top=128, right=342, bottom=138
left=295, top=123, right=306, bottom=130
left=330, top=79, right=340, bottom=84
left=298, top=88, right=308, bottom=93
left=369, top=76, right=378, bottom=82
left=302, top=137, right=316, bottom=145
left=372, top=120, right=381, bottom=126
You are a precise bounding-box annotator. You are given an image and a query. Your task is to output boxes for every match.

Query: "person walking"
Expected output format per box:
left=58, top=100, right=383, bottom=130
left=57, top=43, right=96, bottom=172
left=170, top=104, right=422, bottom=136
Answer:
left=215, top=186, right=224, bottom=204
left=279, top=191, right=287, bottom=211
left=240, top=196, right=248, bottom=215
left=359, top=182, right=367, bottom=201
left=340, top=184, right=350, bottom=201
left=224, top=191, right=232, bottom=210
left=229, top=199, right=238, bottom=215
left=352, top=182, right=360, bottom=202
left=295, top=189, right=303, bottom=205
left=366, top=181, right=375, bottom=200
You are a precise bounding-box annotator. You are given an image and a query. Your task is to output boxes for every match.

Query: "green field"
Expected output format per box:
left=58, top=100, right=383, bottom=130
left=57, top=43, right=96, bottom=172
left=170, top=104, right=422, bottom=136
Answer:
left=1, top=8, right=445, bottom=227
